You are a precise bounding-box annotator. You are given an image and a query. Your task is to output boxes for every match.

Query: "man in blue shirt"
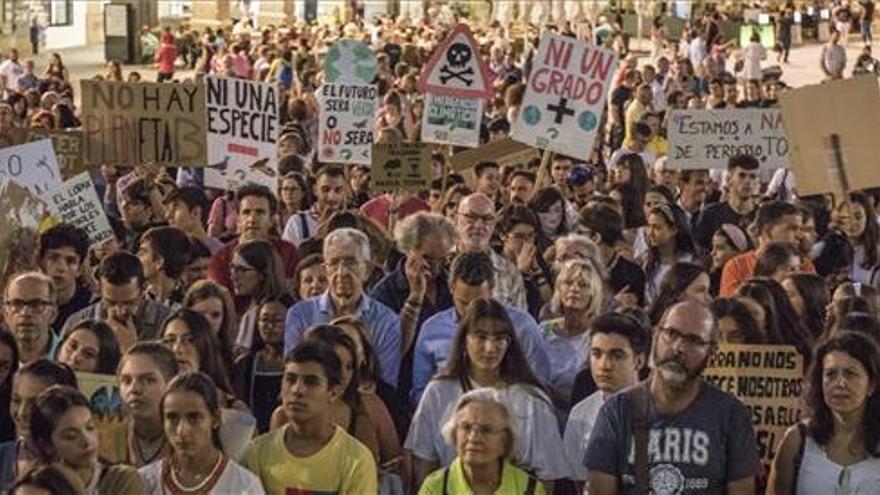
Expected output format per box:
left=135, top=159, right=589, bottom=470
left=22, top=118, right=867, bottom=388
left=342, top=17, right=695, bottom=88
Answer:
left=411, top=251, right=550, bottom=406
left=284, top=227, right=401, bottom=388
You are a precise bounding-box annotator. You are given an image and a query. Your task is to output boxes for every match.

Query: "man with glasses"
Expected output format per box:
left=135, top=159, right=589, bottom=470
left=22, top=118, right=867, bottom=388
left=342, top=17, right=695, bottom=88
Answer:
left=586, top=301, right=760, bottom=495
left=118, top=177, right=167, bottom=252
left=3, top=272, right=58, bottom=364
left=284, top=228, right=401, bottom=389
left=455, top=193, right=527, bottom=310
left=62, top=252, right=172, bottom=352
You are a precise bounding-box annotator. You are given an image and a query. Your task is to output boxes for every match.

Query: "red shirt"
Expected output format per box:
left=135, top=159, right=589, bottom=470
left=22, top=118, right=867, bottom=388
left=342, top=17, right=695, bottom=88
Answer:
left=155, top=43, right=177, bottom=75
left=360, top=194, right=430, bottom=232
left=208, top=237, right=299, bottom=314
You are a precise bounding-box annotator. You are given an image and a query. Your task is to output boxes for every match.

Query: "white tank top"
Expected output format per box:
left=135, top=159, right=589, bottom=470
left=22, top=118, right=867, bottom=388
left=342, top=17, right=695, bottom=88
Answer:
left=795, top=435, right=880, bottom=495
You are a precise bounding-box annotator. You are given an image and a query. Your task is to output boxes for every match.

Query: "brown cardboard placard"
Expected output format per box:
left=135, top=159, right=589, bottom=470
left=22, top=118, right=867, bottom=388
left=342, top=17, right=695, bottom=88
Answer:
left=0, top=129, right=88, bottom=180
left=371, top=142, right=432, bottom=192
left=779, top=76, right=880, bottom=196
left=80, top=80, right=207, bottom=166
left=450, top=137, right=539, bottom=172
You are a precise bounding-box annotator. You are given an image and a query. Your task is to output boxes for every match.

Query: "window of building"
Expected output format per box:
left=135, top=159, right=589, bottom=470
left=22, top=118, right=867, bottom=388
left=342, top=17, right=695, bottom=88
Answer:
left=49, top=0, right=72, bottom=27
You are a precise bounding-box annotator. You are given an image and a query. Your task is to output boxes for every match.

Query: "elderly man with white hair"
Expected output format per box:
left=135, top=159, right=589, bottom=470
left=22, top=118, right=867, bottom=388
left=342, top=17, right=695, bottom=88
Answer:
left=283, top=227, right=402, bottom=388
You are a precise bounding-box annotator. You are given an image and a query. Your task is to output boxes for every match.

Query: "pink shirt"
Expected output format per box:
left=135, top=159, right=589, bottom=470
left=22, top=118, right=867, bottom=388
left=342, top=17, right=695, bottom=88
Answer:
left=155, top=44, right=177, bottom=74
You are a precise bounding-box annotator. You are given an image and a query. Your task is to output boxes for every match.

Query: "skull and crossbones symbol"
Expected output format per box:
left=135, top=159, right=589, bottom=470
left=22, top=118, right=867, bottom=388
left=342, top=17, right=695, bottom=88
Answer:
left=440, top=42, right=474, bottom=86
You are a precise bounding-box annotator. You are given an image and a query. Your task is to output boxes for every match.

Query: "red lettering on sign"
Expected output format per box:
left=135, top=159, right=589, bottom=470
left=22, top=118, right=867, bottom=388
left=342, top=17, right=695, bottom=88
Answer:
left=544, top=37, right=573, bottom=69
left=580, top=48, right=615, bottom=82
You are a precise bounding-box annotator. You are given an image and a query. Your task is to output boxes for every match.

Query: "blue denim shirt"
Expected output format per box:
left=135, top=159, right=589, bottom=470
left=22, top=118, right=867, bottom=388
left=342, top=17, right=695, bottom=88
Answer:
left=411, top=305, right=551, bottom=406
left=284, top=291, right=401, bottom=388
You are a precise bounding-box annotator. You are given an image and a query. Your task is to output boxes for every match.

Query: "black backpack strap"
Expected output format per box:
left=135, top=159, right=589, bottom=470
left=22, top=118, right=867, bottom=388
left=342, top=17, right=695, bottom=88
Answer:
left=627, top=384, right=652, bottom=495
left=298, top=212, right=310, bottom=239
left=442, top=467, right=450, bottom=495
left=525, top=474, right=537, bottom=495
left=791, top=422, right=808, bottom=495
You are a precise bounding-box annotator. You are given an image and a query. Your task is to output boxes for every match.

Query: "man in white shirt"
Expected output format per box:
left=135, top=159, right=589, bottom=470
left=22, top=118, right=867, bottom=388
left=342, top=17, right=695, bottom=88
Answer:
left=282, top=164, right=346, bottom=247
left=689, top=31, right=708, bottom=68
left=0, top=48, right=24, bottom=94
left=563, top=313, right=648, bottom=492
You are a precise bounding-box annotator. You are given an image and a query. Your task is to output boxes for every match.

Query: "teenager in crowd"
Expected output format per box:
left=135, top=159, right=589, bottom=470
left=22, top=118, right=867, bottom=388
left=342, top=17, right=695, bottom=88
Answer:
left=228, top=239, right=286, bottom=355
left=647, top=261, right=712, bottom=325
left=708, top=223, right=750, bottom=295
left=711, top=298, right=765, bottom=344
left=182, top=280, right=237, bottom=366
left=30, top=385, right=145, bottom=493
left=292, top=253, right=328, bottom=301
left=642, top=203, right=697, bottom=304
left=829, top=192, right=880, bottom=285
left=37, top=224, right=93, bottom=336
left=782, top=274, right=830, bottom=342
left=55, top=320, right=121, bottom=374
left=139, top=372, right=264, bottom=494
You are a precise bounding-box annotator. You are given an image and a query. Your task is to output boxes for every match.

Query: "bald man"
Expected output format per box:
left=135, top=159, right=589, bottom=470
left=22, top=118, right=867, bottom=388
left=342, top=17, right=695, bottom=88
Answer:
left=585, top=302, right=760, bottom=495
left=3, top=272, right=59, bottom=364
left=454, top=193, right=526, bottom=310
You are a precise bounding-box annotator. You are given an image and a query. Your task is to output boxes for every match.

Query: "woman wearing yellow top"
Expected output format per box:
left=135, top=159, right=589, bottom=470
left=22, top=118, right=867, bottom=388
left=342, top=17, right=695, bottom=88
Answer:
left=419, top=389, right=544, bottom=495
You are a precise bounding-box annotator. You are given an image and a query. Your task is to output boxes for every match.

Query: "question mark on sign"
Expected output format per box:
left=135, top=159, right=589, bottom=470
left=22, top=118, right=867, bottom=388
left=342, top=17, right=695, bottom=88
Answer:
left=548, top=128, right=559, bottom=139
left=341, top=149, right=353, bottom=160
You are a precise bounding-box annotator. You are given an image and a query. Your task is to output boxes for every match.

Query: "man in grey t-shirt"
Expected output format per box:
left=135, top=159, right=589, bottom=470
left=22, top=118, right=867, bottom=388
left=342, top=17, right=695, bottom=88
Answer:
left=585, top=301, right=760, bottom=494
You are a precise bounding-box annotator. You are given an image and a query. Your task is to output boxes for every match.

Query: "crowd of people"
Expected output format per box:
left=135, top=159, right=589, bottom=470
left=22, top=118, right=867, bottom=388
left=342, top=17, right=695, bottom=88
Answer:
left=0, top=2, right=879, bottom=495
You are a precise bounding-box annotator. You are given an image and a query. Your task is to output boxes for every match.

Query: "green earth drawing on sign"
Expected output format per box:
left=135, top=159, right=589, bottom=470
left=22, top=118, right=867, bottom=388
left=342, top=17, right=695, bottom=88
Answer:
left=578, top=111, right=598, bottom=132
left=325, top=40, right=378, bottom=84
left=523, top=105, right=541, bottom=126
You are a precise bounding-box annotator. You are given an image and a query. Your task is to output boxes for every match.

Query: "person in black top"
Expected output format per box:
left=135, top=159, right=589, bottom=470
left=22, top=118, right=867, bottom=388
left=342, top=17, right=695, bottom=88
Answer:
left=862, top=0, right=876, bottom=43
left=693, top=154, right=760, bottom=252
left=579, top=204, right=647, bottom=307
left=37, top=224, right=93, bottom=337
left=608, top=69, right=640, bottom=151
left=777, top=7, right=795, bottom=63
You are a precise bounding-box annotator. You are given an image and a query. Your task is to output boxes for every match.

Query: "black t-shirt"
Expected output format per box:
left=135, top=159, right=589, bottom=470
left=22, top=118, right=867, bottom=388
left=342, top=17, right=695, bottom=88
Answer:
left=693, top=201, right=755, bottom=252
left=864, top=1, right=876, bottom=20
left=610, top=86, right=633, bottom=125
left=383, top=43, right=402, bottom=69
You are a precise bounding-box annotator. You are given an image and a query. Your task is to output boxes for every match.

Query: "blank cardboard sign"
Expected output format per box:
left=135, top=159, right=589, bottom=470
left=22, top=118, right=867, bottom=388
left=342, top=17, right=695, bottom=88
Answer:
left=779, top=76, right=880, bottom=196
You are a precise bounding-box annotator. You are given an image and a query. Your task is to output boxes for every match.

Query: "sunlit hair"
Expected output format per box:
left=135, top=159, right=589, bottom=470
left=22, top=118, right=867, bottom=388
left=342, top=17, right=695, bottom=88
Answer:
left=550, top=258, right=605, bottom=319
left=440, top=388, right=517, bottom=458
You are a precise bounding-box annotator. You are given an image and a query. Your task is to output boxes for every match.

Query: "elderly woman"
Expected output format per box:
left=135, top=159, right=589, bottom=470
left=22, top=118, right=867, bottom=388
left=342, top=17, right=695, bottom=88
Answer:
left=418, top=389, right=545, bottom=494
left=539, top=259, right=605, bottom=409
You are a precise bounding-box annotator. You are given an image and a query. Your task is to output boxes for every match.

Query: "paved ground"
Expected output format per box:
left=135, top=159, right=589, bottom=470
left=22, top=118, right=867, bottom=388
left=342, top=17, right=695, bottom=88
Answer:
left=30, top=34, right=878, bottom=106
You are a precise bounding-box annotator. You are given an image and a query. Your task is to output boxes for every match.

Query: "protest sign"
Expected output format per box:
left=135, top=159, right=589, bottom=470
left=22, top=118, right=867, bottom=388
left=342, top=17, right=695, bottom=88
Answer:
left=0, top=179, right=50, bottom=286
left=779, top=76, right=880, bottom=196
left=77, top=371, right=123, bottom=421
left=318, top=83, right=377, bottom=165
left=324, top=39, right=378, bottom=85
left=703, top=344, right=804, bottom=469
left=450, top=137, right=540, bottom=172
left=667, top=109, right=789, bottom=169
left=80, top=80, right=207, bottom=166
left=372, top=142, right=432, bottom=192
left=44, top=173, right=113, bottom=245
left=511, top=33, right=617, bottom=160
left=421, top=93, right=484, bottom=148
left=0, top=129, right=86, bottom=179
left=0, top=139, right=63, bottom=196
left=205, top=76, right=280, bottom=190
left=419, top=23, right=493, bottom=99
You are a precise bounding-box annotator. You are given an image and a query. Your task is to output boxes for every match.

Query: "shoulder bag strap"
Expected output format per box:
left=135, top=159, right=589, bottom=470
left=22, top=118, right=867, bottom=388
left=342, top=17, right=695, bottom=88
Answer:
left=628, top=384, right=651, bottom=495
left=790, top=422, right=808, bottom=495
left=525, top=474, right=537, bottom=495
left=442, top=466, right=450, bottom=495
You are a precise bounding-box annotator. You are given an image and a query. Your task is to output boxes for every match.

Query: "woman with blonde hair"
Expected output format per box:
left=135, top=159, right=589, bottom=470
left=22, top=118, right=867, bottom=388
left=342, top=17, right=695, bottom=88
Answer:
left=539, top=258, right=605, bottom=408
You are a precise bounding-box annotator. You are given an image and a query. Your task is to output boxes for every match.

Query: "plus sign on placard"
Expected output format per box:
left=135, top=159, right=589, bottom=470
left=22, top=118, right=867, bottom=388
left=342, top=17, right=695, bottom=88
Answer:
left=511, top=33, right=618, bottom=159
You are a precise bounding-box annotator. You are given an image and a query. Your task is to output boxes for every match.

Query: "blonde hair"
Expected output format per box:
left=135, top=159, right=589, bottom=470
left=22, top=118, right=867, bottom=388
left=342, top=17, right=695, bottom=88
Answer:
left=550, top=258, right=605, bottom=318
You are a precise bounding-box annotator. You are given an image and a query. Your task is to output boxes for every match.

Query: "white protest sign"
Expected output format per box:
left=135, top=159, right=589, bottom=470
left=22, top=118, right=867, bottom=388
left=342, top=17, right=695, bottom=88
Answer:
left=421, top=93, right=484, bottom=148
left=419, top=23, right=493, bottom=99
left=511, top=33, right=617, bottom=159
left=324, top=40, right=378, bottom=85
left=318, top=83, right=377, bottom=165
left=667, top=109, right=789, bottom=170
left=0, top=139, right=63, bottom=196
left=44, top=173, right=113, bottom=245
left=205, top=76, right=280, bottom=190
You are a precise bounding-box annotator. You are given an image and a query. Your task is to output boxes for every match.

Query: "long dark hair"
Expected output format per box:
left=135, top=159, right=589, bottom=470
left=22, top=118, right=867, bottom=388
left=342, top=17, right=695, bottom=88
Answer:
left=30, top=385, right=91, bottom=463
left=161, top=372, right=223, bottom=449
left=645, top=203, right=696, bottom=280
left=58, top=320, right=121, bottom=374
left=805, top=332, right=880, bottom=456
left=160, top=309, right=233, bottom=395
left=648, top=262, right=707, bottom=325
left=529, top=187, right=569, bottom=239
left=304, top=325, right=359, bottom=409
left=847, top=192, right=880, bottom=269
left=742, top=278, right=813, bottom=361
left=434, top=298, right=545, bottom=394
left=785, top=274, right=829, bottom=341
left=234, top=239, right=285, bottom=302
left=712, top=298, right=764, bottom=344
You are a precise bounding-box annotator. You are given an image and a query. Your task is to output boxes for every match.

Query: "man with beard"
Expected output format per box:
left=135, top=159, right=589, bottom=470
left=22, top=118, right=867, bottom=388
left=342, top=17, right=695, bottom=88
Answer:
left=585, top=301, right=759, bottom=494
left=283, top=228, right=401, bottom=389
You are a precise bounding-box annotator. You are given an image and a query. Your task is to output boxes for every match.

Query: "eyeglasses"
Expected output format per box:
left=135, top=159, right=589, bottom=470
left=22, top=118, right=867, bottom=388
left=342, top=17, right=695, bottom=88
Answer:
left=467, top=332, right=511, bottom=346
left=658, top=327, right=711, bottom=350
left=458, top=422, right=506, bottom=438
left=459, top=212, right=494, bottom=226
left=4, top=299, right=54, bottom=313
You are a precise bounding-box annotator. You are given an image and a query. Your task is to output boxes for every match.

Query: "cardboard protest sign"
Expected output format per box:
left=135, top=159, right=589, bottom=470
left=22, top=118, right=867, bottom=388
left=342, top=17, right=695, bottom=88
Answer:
left=44, top=173, right=113, bottom=245
left=0, top=129, right=86, bottom=180
left=667, top=109, right=789, bottom=170
left=0, top=139, right=63, bottom=196
left=324, top=40, right=378, bottom=85
left=419, top=23, right=493, bottom=99
left=511, top=33, right=617, bottom=160
left=421, top=93, right=484, bottom=148
left=371, top=142, right=432, bottom=192
left=77, top=371, right=125, bottom=462
left=318, top=83, right=377, bottom=165
left=0, top=179, right=50, bottom=286
left=80, top=80, right=207, bottom=166
left=703, top=344, right=804, bottom=469
left=205, top=76, right=280, bottom=191
left=779, top=76, right=880, bottom=196
left=450, top=137, right=540, bottom=172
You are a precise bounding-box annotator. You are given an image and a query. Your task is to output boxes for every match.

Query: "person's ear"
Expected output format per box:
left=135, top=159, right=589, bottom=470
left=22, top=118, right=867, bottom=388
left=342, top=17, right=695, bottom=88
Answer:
left=634, top=353, right=646, bottom=372
left=328, top=383, right=343, bottom=403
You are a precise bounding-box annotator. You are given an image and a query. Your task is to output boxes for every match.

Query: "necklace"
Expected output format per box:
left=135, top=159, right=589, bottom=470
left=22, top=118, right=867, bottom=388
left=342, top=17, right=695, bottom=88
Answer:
left=169, top=453, right=225, bottom=493
left=132, top=429, right=166, bottom=465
